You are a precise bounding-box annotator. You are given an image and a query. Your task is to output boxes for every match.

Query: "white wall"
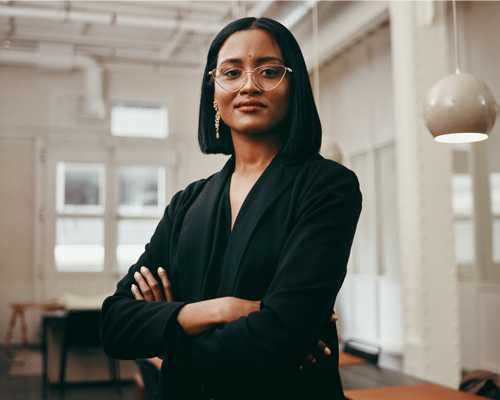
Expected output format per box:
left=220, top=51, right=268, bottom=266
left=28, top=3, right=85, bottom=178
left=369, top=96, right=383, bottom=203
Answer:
left=0, top=64, right=226, bottom=345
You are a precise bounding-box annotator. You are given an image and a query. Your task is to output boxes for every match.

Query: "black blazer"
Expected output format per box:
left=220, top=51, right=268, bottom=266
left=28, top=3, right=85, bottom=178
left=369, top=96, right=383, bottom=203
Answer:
left=100, top=151, right=362, bottom=399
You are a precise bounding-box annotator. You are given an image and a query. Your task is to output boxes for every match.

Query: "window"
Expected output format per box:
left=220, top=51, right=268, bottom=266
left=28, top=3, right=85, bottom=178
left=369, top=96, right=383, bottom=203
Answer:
left=491, top=173, right=500, bottom=264
left=376, top=146, right=399, bottom=277
left=117, top=165, right=166, bottom=272
left=350, top=144, right=399, bottom=277
left=351, top=152, right=373, bottom=275
left=111, top=102, right=168, bottom=138
left=52, top=160, right=167, bottom=273
left=55, top=162, right=106, bottom=272
left=451, top=142, right=500, bottom=283
left=451, top=148, right=475, bottom=280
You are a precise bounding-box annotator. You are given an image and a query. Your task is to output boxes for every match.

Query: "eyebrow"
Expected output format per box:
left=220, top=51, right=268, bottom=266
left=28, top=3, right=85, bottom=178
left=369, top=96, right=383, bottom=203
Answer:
left=218, top=56, right=284, bottom=65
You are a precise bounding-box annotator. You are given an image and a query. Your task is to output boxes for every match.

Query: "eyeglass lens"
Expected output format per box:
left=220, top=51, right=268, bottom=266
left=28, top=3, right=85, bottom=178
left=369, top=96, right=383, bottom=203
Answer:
left=213, top=65, right=288, bottom=92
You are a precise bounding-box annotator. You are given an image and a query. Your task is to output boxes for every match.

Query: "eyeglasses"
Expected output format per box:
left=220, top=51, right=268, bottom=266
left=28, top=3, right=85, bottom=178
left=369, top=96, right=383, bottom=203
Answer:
left=209, top=65, right=292, bottom=92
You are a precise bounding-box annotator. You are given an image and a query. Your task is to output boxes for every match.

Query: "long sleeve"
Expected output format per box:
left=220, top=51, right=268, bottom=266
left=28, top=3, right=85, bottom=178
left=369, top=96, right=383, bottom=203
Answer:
left=100, top=195, right=187, bottom=360
left=188, top=165, right=361, bottom=375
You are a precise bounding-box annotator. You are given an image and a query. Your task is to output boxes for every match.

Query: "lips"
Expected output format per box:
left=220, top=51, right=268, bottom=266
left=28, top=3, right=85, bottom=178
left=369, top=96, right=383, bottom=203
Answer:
left=235, top=100, right=267, bottom=111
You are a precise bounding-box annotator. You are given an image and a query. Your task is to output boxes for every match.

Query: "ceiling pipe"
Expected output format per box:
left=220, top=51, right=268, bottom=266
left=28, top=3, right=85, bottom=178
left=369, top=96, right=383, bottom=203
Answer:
left=160, top=30, right=184, bottom=61
left=0, top=4, right=224, bottom=35
left=278, top=0, right=316, bottom=30
left=0, top=45, right=105, bottom=118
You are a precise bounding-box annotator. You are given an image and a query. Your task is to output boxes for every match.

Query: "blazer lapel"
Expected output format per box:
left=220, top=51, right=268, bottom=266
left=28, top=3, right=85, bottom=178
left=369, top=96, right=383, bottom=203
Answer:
left=217, top=153, right=307, bottom=297
left=177, top=157, right=234, bottom=302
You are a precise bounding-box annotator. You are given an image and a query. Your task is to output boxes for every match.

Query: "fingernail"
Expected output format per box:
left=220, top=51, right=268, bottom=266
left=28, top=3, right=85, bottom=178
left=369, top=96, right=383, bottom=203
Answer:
left=134, top=272, right=140, bottom=279
left=158, top=267, right=165, bottom=274
left=312, top=358, right=317, bottom=364
left=131, top=284, right=137, bottom=291
left=324, top=347, right=331, bottom=356
left=141, top=266, right=149, bottom=274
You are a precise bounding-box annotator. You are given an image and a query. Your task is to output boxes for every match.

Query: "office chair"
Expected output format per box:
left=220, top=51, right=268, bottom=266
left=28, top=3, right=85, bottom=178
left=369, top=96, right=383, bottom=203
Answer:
left=343, top=338, right=382, bottom=365
left=59, top=309, right=121, bottom=398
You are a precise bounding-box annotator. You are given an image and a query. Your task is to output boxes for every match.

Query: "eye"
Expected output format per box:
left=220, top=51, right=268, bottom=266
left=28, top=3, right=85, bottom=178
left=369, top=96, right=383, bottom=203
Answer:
left=221, top=68, right=243, bottom=79
left=258, top=66, right=282, bottom=78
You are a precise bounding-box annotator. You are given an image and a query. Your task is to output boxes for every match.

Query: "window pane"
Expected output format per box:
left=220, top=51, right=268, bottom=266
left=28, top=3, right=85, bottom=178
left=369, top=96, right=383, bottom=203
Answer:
left=111, top=103, right=168, bottom=138
left=56, top=162, right=105, bottom=214
left=490, top=173, right=500, bottom=216
left=452, top=174, right=473, bottom=216
left=117, top=219, right=159, bottom=272
left=377, top=146, right=399, bottom=277
left=493, top=219, right=500, bottom=264
left=454, top=220, right=475, bottom=264
left=119, top=166, right=165, bottom=216
left=55, top=218, right=104, bottom=272
left=351, top=153, right=373, bottom=275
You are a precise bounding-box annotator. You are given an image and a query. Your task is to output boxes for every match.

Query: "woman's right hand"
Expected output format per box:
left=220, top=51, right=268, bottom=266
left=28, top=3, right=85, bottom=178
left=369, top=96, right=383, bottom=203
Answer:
left=131, top=266, right=173, bottom=302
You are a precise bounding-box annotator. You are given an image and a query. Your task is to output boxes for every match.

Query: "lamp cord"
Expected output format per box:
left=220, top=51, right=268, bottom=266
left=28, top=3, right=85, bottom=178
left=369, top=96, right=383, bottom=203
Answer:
left=452, top=0, right=460, bottom=74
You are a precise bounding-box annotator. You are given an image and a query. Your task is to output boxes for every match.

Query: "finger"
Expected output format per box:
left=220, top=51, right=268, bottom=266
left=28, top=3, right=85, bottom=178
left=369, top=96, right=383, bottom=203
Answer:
left=158, top=267, right=174, bottom=302
left=306, top=355, right=317, bottom=364
left=131, top=284, right=144, bottom=300
left=317, top=340, right=331, bottom=356
left=331, top=313, right=339, bottom=322
left=140, top=267, right=165, bottom=301
left=134, top=271, right=155, bottom=301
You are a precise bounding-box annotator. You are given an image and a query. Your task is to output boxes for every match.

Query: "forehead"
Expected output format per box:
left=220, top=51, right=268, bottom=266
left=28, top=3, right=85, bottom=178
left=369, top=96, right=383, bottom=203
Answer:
left=217, top=28, right=283, bottom=65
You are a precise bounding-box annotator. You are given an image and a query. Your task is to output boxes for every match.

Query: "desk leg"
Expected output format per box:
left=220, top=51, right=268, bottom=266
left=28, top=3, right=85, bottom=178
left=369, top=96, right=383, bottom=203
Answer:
left=3, top=310, right=18, bottom=363
left=21, top=312, right=30, bottom=364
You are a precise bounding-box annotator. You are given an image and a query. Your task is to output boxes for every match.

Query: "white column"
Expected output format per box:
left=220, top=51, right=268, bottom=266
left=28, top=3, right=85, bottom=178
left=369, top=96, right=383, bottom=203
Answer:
left=390, top=1, right=461, bottom=387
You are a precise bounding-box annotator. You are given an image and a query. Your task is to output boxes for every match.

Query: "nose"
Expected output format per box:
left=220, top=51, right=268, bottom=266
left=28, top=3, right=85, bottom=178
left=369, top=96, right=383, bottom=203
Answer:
left=239, top=71, right=261, bottom=93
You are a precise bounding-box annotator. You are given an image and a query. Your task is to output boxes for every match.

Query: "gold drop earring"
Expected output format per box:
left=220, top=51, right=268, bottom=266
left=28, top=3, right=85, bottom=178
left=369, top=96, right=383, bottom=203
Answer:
left=213, top=101, right=221, bottom=140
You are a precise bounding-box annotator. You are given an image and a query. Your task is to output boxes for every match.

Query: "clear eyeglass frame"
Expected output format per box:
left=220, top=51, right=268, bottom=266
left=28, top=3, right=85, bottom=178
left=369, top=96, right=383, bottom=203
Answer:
left=209, top=64, right=293, bottom=92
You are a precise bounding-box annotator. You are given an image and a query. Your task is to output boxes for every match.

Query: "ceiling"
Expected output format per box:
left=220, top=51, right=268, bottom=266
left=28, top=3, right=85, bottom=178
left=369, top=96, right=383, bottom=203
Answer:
left=0, top=1, right=316, bottom=72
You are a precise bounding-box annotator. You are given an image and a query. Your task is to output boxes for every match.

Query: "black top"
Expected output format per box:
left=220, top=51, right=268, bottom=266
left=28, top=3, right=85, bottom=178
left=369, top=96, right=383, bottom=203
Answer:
left=203, top=178, right=231, bottom=300
left=100, top=151, right=362, bottom=400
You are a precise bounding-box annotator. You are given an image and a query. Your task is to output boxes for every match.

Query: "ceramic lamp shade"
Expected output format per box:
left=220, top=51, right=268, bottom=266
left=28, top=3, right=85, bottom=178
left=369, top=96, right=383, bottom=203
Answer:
left=423, top=73, right=499, bottom=143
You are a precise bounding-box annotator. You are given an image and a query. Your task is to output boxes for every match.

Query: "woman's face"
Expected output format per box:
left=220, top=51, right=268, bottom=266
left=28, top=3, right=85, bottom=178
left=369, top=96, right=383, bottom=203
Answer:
left=214, top=28, right=291, bottom=137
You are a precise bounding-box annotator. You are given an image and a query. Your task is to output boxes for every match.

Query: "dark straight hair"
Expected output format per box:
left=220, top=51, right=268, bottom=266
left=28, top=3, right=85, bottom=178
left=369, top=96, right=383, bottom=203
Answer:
left=198, top=17, right=322, bottom=159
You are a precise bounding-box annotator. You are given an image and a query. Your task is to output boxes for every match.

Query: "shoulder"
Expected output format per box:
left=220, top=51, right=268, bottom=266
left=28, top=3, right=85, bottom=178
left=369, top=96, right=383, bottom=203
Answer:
left=295, top=153, right=360, bottom=196
left=164, top=171, right=219, bottom=220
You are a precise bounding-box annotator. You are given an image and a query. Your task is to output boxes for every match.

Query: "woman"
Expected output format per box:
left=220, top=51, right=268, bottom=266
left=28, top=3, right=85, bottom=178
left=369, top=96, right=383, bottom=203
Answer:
left=100, top=17, right=361, bottom=400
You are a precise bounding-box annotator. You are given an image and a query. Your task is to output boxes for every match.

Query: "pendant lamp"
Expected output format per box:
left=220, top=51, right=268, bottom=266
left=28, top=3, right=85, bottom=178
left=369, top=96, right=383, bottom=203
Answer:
left=423, top=0, right=499, bottom=143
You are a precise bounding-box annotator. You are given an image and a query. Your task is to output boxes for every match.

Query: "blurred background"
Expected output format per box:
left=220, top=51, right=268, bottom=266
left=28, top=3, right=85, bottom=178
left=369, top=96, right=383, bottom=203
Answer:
left=1, top=1, right=499, bottom=398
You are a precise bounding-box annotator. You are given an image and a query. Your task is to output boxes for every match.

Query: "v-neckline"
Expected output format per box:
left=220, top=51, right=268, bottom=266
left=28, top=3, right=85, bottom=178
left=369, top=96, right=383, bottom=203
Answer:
left=228, top=164, right=269, bottom=233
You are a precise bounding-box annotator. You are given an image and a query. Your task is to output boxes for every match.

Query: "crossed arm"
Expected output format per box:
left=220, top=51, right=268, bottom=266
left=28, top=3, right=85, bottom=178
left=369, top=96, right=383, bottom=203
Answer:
left=132, top=266, right=337, bottom=365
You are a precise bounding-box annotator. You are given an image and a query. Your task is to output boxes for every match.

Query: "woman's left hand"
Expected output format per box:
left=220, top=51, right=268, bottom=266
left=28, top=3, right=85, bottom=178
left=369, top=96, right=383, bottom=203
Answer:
left=131, top=266, right=174, bottom=302
left=302, top=313, right=338, bottom=366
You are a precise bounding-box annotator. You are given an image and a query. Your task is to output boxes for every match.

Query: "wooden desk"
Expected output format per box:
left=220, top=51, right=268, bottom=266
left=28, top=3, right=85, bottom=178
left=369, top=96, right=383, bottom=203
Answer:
left=339, top=363, right=428, bottom=391
left=345, top=383, right=484, bottom=399
left=339, top=351, right=368, bottom=366
left=4, top=302, right=61, bottom=365
left=41, top=311, right=139, bottom=398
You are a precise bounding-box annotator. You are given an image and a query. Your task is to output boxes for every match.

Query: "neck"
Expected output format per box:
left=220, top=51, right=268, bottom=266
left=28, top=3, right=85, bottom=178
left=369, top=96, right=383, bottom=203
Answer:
left=231, top=131, right=282, bottom=175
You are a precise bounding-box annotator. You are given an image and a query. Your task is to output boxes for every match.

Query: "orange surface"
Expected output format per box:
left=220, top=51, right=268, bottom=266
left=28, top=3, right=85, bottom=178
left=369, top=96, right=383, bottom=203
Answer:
left=345, top=383, right=485, bottom=400
left=338, top=351, right=368, bottom=366
left=148, top=357, right=163, bottom=370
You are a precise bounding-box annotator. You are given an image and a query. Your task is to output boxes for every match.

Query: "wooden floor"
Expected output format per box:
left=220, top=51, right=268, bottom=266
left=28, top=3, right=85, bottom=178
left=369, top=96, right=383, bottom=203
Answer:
left=0, top=349, right=134, bottom=400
